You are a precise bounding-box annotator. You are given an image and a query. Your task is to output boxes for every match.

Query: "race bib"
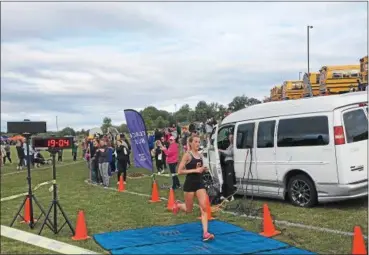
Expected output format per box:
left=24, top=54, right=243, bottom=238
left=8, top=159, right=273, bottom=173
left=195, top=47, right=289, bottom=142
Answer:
left=158, top=153, right=162, bottom=160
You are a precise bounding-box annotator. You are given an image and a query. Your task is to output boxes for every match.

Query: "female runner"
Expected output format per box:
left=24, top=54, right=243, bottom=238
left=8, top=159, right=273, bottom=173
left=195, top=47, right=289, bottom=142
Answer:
left=172, top=135, right=215, bottom=241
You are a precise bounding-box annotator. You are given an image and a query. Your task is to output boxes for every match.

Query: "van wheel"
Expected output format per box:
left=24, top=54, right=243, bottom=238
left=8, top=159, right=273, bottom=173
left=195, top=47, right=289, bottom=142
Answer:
left=287, top=174, right=317, bottom=208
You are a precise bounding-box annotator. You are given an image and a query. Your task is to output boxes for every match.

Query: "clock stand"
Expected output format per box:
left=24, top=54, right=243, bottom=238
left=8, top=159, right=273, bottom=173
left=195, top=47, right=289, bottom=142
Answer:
left=38, top=147, right=75, bottom=236
left=10, top=133, right=49, bottom=229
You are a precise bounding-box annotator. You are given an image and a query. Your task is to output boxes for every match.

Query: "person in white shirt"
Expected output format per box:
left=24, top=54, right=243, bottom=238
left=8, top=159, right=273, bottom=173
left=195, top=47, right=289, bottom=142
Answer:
left=23, top=141, right=34, bottom=167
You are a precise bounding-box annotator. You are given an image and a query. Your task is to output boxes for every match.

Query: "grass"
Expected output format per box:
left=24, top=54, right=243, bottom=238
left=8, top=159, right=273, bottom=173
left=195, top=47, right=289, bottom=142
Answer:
left=0, top=146, right=367, bottom=254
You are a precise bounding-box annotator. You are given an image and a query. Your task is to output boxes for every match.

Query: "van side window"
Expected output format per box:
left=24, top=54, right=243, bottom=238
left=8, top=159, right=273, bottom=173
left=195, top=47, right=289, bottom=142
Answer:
left=236, top=123, right=255, bottom=149
left=343, top=109, right=368, bottom=143
left=257, top=121, right=275, bottom=148
left=277, top=116, right=329, bottom=147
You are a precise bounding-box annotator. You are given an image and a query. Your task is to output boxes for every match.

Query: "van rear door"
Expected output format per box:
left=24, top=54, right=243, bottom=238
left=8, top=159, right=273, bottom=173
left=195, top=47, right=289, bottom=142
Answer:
left=335, top=105, right=368, bottom=184
left=205, top=125, right=224, bottom=192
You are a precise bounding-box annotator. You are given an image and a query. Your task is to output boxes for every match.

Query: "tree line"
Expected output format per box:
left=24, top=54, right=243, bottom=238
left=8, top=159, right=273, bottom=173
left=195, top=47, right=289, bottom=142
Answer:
left=4, top=95, right=261, bottom=137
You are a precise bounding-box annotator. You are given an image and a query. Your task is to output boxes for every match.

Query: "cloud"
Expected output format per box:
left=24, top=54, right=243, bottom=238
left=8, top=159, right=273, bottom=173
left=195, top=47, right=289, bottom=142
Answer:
left=1, top=1, right=367, bottom=131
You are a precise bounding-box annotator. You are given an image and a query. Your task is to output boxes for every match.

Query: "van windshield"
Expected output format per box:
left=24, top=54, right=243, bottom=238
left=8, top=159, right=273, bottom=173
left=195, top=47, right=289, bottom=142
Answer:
left=343, top=109, right=368, bottom=143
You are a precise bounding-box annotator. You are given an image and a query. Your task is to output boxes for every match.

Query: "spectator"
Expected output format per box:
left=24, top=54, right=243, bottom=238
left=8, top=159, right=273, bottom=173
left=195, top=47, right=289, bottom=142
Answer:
left=0, top=144, right=5, bottom=168
left=57, top=149, right=63, bottom=162
left=218, top=134, right=236, bottom=201
left=160, top=136, right=168, bottom=170
left=81, top=140, right=87, bottom=159
left=16, top=140, right=25, bottom=170
left=116, top=139, right=130, bottom=184
left=3, top=143, right=12, bottom=164
left=23, top=140, right=34, bottom=167
left=106, top=141, right=113, bottom=176
left=110, top=143, right=116, bottom=173
left=90, top=139, right=100, bottom=184
left=148, top=133, right=155, bottom=152
left=121, top=134, right=131, bottom=168
left=98, top=140, right=110, bottom=188
left=160, top=136, right=181, bottom=189
left=154, top=128, right=163, bottom=141
left=72, top=141, right=78, bottom=161
left=153, top=140, right=164, bottom=175
left=176, top=123, right=181, bottom=143
left=34, top=150, right=47, bottom=167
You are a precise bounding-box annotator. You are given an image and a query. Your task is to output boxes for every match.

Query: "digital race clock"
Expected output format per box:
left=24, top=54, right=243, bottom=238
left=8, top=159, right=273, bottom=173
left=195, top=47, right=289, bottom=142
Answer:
left=33, top=137, right=74, bottom=149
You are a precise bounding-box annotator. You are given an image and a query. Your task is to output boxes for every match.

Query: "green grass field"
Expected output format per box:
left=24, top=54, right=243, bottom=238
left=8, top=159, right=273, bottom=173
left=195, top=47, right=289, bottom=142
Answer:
left=0, top=146, right=367, bottom=254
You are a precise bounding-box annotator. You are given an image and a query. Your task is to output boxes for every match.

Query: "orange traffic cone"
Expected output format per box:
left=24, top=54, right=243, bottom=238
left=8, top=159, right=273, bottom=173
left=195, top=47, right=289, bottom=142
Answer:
left=352, top=226, right=367, bottom=255
left=118, top=175, right=125, bottom=192
left=20, top=197, right=36, bottom=224
left=260, top=203, right=280, bottom=237
left=72, top=210, right=90, bottom=241
left=149, top=181, right=161, bottom=203
left=198, top=195, right=215, bottom=220
left=167, top=188, right=175, bottom=211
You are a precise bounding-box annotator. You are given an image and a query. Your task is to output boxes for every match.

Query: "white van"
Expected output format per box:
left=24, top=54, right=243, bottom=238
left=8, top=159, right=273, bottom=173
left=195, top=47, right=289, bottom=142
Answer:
left=204, top=92, right=368, bottom=207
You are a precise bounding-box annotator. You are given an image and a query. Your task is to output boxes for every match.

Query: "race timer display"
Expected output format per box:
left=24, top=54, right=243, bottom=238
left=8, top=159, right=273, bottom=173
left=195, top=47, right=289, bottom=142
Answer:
left=33, top=137, right=74, bottom=149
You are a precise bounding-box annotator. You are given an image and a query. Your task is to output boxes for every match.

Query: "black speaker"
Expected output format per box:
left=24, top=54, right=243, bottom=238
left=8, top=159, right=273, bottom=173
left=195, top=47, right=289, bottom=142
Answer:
left=7, top=121, right=47, bottom=134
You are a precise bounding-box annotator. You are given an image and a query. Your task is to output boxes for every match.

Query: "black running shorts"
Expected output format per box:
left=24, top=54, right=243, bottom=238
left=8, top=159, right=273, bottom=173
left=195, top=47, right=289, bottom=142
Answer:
left=183, top=179, right=205, bottom=192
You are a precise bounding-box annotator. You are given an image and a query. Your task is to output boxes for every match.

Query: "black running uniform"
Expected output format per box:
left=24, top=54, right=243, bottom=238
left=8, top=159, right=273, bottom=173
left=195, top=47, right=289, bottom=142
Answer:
left=183, top=152, right=205, bottom=192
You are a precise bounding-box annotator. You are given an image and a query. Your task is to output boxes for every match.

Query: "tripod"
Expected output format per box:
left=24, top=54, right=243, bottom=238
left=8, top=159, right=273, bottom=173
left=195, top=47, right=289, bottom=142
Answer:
left=38, top=148, right=75, bottom=236
left=10, top=133, right=47, bottom=229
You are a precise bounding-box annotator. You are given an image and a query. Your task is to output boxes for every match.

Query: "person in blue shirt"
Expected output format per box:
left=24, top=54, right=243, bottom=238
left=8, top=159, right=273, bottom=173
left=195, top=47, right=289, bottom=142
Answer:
left=148, top=133, right=155, bottom=161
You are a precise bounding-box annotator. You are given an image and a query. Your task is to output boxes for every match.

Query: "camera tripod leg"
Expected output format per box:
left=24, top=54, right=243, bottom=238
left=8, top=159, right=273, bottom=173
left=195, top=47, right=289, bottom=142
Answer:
left=38, top=201, right=55, bottom=235
left=57, top=202, right=75, bottom=235
left=9, top=195, right=28, bottom=227
left=32, top=195, right=51, bottom=225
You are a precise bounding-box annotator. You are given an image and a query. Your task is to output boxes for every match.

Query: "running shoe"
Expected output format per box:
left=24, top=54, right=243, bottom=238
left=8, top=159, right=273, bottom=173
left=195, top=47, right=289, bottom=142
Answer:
left=203, top=232, right=215, bottom=242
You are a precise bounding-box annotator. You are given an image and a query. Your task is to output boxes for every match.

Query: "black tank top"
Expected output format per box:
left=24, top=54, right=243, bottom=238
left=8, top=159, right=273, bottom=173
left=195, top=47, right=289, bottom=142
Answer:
left=185, top=151, right=203, bottom=182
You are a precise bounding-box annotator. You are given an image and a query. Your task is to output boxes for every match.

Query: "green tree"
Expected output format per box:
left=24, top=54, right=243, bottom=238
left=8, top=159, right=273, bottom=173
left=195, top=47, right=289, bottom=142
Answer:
left=228, top=95, right=261, bottom=112
left=118, top=123, right=129, bottom=133
left=175, top=104, right=193, bottom=123
left=145, top=118, right=154, bottom=131
left=155, top=116, right=168, bottom=129
left=194, top=101, right=209, bottom=122
left=141, top=106, right=160, bottom=120
left=101, top=117, right=112, bottom=133
left=59, top=127, right=76, bottom=136
left=216, top=104, right=228, bottom=120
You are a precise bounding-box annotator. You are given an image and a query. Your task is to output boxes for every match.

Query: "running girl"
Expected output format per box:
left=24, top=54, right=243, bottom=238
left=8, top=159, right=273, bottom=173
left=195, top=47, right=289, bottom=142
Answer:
left=172, top=135, right=214, bottom=241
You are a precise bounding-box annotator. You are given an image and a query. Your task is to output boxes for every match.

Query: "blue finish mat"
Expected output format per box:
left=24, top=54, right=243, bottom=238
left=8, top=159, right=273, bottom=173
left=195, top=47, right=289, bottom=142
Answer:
left=93, top=220, right=315, bottom=254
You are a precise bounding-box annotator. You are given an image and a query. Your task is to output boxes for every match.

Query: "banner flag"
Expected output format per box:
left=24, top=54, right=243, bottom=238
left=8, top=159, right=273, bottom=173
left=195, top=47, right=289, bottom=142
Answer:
left=124, top=109, right=153, bottom=172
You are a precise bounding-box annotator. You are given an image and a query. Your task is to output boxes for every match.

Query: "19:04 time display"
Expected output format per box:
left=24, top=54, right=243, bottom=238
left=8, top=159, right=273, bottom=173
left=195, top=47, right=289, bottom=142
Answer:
left=33, top=137, right=74, bottom=149
left=48, top=139, right=71, bottom=147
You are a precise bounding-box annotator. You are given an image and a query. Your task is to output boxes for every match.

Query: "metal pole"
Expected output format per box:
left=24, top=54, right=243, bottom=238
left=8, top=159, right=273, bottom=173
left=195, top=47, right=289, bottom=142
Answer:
left=56, top=116, right=59, bottom=132
left=25, top=134, right=35, bottom=228
left=307, top=25, right=313, bottom=76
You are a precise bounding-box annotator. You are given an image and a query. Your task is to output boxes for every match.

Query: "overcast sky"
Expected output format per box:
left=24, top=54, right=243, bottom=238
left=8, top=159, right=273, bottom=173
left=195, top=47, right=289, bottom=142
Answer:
left=1, top=1, right=367, bottom=131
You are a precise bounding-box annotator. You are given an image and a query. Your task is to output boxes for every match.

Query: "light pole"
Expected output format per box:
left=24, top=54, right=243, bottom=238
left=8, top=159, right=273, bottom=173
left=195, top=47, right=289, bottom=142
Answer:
left=307, top=25, right=313, bottom=76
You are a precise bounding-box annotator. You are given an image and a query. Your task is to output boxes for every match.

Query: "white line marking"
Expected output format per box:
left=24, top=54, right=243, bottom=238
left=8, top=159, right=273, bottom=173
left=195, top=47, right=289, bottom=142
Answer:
left=1, top=161, right=83, bottom=176
left=1, top=225, right=100, bottom=254
left=83, top=179, right=367, bottom=239
left=1, top=180, right=55, bottom=202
